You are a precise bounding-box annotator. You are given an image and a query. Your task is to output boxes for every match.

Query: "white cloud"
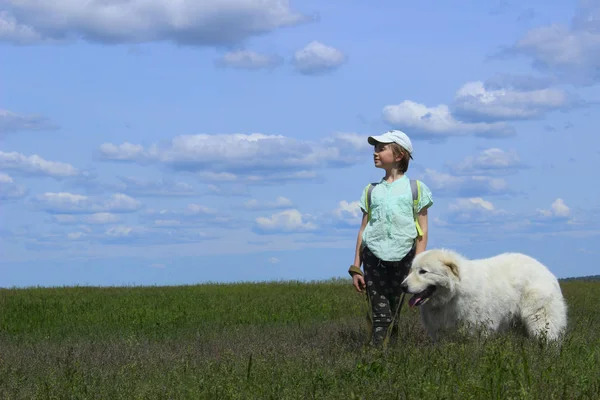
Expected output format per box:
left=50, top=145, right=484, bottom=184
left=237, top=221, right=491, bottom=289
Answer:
left=206, top=183, right=250, bottom=197
left=67, top=232, right=86, bottom=240
left=141, top=203, right=236, bottom=229
left=552, top=199, right=571, bottom=217
left=198, top=172, right=239, bottom=182
left=0, top=150, right=80, bottom=178
left=215, top=50, right=283, bottom=70
left=292, top=41, right=347, bottom=75
left=186, top=204, right=218, bottom=215
left=30, top=192, right=142, bottom=214
left=0, top=11, right=44, bottom=44
left=497, top=199, right=581, bottom=234
left=452, top=80, right=571, bottom=121
left=500, top=1, right=600, bottom=85
left=254, top=209, right=317, bottom=233
left=98, top=132, right=368, bottom=181
left=0, top=109, right=57, bottom=134
left=242, top=170, right=322, bottom=186
left=422, top=168, right=510, bottom=197
left=382, top=76, right=577, bottom=138
left=1, top=172, right=16, bottom=183
left=7, top=223, right=218, bottom=250
left=382, top=100, right=515, bottom=139
left=268, top=257, right=280, bottom=264
left=0, top=0, right=309, bottom=47
left=513, top=24, right=599, bottom=83
left=101, top=133, right=287, bottom=164
left=197, top=171, right=317, bottom=191
left=483, top=73, right=557, bottom=92
left=51, top=215, right=78, bottom=224
left=436, top=197, right=584, bottom=237
left=290, top=170, right=320, bottom=179
left=244, top=196, right=293, bottom=210
left=332, top=200, right=362, bottom=227
left=451, top=197, right=496, bottom=212
left=98, top=142, right=145, bottom=160
left=442, top=197, right=511, bottom=225
left=537, top=198, right=571, bottom=220
left=153, top=219, right=182, bottom=227
left=323, top=132, right=370, bottom=151
left=51, top=212, right=121, bottom=225
left=99, top=225, right=215, bottom=245
left=113, top=177, right=198, bottom=197
left=87, top=213, right=121, bottom=224
left=435, top=196, right=595, bottom=239
left=450, top=148, right=525, bottom=176
left=0, top=172, right=26, bottom=199
left=105, top=225, right=135, bottom=238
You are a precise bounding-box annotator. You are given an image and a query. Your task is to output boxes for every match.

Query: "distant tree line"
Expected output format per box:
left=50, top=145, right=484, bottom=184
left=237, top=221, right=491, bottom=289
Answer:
left=560, top=275, right=600, bottom=282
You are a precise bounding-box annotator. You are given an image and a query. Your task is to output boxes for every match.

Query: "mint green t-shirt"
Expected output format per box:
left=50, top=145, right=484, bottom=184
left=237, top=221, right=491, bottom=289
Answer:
left=359, top=175, right=433, bottom=262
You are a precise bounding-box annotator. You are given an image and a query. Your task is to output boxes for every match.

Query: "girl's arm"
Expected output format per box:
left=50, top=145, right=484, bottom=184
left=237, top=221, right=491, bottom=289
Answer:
left=415, top=208, right=429, bottom=255
left=353, top=212, right=369, bottom=267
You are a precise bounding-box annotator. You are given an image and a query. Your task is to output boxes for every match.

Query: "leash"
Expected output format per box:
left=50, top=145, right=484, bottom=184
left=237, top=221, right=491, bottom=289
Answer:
left=353, top=245, right=415, bottom=349
left=382, top=291, right=406, bottom=350
left=362, top=288, right=406, bottom=350
left=361, top=276, right=407, bottom=350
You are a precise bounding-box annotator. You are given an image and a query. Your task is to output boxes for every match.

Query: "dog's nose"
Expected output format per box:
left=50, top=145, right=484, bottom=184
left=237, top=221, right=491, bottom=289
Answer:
left=400, top=282, right=408, bottom=292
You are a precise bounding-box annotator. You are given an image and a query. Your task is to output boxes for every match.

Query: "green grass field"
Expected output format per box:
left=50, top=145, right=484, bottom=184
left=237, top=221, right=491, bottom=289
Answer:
left=1, top=278, right=599, bottom=399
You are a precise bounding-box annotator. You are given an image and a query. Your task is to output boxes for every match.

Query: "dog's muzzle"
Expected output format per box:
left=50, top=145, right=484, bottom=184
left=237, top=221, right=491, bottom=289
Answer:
left=407, top=286, right=437, bottom=308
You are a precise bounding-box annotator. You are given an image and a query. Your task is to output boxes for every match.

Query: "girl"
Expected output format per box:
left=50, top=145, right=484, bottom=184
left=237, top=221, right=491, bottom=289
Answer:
left=348, top=130, right=433, bottom=347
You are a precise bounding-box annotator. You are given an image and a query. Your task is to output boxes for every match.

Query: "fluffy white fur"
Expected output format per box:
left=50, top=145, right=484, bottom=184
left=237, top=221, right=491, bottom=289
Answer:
left=401, top=249, right=567, bottom=342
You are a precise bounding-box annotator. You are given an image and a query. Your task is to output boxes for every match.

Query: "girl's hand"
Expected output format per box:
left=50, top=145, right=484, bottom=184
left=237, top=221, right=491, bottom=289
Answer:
left=353, top=274, right=366, bottom=292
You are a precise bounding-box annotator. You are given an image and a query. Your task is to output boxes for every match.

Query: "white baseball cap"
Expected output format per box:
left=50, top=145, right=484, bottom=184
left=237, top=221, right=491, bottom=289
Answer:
left=367, top=130, right=413, bottom=159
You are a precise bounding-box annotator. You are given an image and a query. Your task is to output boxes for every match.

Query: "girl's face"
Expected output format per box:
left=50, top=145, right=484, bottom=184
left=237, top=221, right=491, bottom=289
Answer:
left=373, top=142, right=401, bottom=169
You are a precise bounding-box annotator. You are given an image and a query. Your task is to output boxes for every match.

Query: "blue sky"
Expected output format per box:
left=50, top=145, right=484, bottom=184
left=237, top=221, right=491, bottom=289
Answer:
left=1, top=0, right=599, bottom=288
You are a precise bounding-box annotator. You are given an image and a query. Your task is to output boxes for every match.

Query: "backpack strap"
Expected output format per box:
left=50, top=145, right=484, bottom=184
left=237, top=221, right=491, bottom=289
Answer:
left=364, top=182, right=378, bottom=222
left=410, top=179, right=423, bottom=237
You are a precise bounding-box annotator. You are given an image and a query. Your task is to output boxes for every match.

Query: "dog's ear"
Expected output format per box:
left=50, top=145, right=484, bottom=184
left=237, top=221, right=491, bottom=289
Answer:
left=444, top=260, right=460, bottom=279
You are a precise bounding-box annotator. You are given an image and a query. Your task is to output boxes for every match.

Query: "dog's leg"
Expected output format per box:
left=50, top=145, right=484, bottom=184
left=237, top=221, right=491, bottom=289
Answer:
left=420, top=309, right=441, bottom=343
left=520, top=286, right=567, bottom=342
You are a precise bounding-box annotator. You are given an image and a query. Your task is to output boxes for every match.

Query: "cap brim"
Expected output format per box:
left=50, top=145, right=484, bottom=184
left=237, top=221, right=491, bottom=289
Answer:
left=367, top=135, right=392, bottom=145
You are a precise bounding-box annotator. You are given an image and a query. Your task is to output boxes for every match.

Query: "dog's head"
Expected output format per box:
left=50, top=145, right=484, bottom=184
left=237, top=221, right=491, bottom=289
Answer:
left=401, top=249, right=462, bottom=308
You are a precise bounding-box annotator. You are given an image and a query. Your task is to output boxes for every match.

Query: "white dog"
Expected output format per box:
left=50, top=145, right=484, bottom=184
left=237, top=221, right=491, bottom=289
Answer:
left=401, top=249, right=567, bottom=342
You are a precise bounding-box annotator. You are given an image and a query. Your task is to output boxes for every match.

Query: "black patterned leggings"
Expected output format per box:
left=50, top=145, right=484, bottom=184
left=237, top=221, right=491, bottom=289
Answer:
left=362, top=245, right=416, bottom=346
